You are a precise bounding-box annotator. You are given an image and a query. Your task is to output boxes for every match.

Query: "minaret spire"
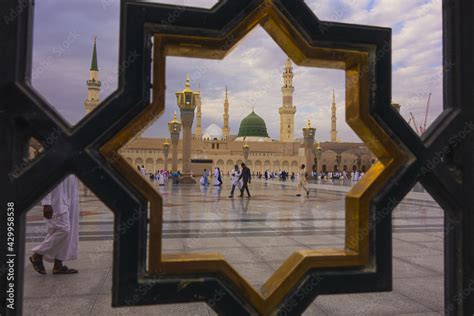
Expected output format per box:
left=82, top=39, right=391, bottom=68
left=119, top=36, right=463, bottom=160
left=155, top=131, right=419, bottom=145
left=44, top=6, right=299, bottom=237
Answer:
left=185, top=74, right=191, bottom=88
left=223, top=86, right=230, bottom=140
left=331, top=89, right=338, bottom=142
left=84, top=37, right=101, bottom=114
left=279, top=57, right=296, bottom=143
left=90, top=36, right=98, bottom=71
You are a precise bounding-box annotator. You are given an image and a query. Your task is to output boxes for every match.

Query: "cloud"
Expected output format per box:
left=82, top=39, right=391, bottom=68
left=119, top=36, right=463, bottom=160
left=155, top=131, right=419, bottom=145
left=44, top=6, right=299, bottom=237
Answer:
left=161, top=26, right=349, bottom=141
left=32, top=0, right=442, bottom=140
left=31, top=0, right=120, bottom=125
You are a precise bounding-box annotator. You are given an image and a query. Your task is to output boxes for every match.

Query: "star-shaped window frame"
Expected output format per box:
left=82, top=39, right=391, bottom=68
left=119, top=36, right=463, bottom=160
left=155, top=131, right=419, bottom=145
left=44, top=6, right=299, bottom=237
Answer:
left=99, top=0, right=410, bottom=314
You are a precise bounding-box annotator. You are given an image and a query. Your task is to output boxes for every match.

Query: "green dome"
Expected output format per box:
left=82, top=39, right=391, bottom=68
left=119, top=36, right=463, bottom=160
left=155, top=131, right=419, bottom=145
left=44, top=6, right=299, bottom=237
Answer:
left=237, top=110, right=269, bottom=138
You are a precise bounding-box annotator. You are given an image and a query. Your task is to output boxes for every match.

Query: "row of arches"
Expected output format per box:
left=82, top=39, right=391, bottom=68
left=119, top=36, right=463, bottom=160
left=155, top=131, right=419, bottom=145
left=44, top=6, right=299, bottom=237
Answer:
left=124, top=157, right=302, bottom=174
left=124, top=152, right=375, bottom=174
left=125, top=157, right=182, bottom=173
left=215, top=159, right=300, bottom=174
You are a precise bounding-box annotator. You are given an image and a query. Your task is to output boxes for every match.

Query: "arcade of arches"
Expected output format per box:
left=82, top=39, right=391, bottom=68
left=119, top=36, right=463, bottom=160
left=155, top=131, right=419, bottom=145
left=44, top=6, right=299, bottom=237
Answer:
left=120, top=137, right=375, bottom=175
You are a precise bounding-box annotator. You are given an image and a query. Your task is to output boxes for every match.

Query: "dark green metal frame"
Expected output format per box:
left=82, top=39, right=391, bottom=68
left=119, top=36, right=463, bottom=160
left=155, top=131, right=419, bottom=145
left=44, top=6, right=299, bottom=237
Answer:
left=0, top=0, right=473, bottom=314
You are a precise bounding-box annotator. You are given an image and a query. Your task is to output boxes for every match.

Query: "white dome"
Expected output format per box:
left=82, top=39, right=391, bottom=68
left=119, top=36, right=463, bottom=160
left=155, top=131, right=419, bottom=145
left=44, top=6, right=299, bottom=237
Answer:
left=202, top=123, right=223, bottom=140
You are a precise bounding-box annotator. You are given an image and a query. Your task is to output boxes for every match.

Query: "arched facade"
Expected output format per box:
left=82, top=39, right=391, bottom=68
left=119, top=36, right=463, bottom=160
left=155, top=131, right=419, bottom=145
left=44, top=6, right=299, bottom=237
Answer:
left=247, top=160, right=253, bottom=170
left=156, top=158, right=164, bottom=170
left=264, top=160, right=271, bottom=171
left=255, top=160, right=262, bottom=173
left=273, top=161, right=280, bottom=170
left=135, top=158, right=143, bottom=167
left=145, top=158, right=154, bottom=173
left=291, top=161, right=298, bottom=173
left=226, top=159, right=234, bottom=173
left=321, top=150, right=337, bottom=171
left=118, top=138, right=375, bottom=176
left=216, top=159, right=225, bottom=170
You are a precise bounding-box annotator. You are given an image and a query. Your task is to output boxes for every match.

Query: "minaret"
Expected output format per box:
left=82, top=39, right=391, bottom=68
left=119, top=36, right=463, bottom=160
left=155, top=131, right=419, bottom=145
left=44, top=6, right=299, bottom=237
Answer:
left=222, top=86, right=230, bottom=140
left=195, top=83, right=202, bottom=139
left=279, top=58, right=296, bottom=143
left=330, top=89, right=338, bottom=142
left=84, top=37, right=101, bottom=114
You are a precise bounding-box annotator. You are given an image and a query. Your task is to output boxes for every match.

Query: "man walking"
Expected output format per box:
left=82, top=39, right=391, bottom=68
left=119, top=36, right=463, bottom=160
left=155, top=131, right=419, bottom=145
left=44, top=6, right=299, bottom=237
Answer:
left=30, top=175, right=80, bottom=274
left=297, top=164, right=310, bottom=197
left=228, top=165, right=241, bottom=198
left=202, top=168, right=210, bottom=186
left=238, top=163, right=252, bottom=198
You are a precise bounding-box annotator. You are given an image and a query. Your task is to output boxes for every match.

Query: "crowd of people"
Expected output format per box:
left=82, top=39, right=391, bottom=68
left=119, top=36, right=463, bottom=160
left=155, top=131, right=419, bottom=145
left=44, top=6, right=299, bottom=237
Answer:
left=137, top=165, right=176, bottom=185
left=200, top=164, right=252, bottom=198
left=252, top=168, right=366, bottom=183
left=136, top=162, right=366, bottom=187
left=199, top=167, right=224, bottom=186
left=135, top=160, right=368, bottom=196
left=134, top=161, right=368, bottom=200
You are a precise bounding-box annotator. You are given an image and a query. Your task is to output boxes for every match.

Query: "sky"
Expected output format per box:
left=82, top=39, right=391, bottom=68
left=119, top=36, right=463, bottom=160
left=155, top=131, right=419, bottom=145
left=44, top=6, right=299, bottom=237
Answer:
left=31, top=0, right=442, bottom=142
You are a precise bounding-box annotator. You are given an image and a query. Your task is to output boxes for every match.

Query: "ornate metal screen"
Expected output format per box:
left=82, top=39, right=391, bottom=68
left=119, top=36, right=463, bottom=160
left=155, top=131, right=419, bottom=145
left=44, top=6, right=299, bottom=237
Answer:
left=1, top=0, right=473, bottom=315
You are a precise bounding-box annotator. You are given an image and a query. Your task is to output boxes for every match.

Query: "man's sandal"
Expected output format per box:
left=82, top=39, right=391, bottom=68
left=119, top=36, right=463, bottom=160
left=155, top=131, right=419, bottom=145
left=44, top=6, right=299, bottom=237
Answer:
left=53, top=266, right=78, bottom=274
left=29, top=256, right=46, bottom=275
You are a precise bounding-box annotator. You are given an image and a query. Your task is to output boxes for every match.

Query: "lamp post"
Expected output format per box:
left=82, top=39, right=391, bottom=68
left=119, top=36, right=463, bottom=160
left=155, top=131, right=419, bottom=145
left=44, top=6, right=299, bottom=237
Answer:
left=243, top=142, right=250, bottom=164
left=336, top=153, right=342, bottom=171
left=168, top=112, right=181, bottom=172
left=176, top=75, right=199, bottom=183
left=163, top=139, right=170, bottom=171
left=302, top=118, right=316, bottom=177
left=314, top=142, right=322, bottom=173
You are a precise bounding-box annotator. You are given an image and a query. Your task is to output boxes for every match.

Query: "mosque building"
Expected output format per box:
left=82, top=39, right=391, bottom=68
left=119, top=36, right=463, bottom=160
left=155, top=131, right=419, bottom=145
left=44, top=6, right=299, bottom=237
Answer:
left=84, top=41, right=377, bottom=175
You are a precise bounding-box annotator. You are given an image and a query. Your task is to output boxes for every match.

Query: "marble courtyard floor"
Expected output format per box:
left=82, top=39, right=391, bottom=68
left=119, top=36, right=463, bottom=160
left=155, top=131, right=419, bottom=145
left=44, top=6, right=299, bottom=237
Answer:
left=23, top=180, right=444, bottom=315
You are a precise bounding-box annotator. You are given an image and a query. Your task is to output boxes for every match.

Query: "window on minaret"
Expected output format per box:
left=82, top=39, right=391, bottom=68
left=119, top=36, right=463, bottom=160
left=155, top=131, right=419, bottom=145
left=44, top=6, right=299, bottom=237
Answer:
left=185, top=93, right=192, bottom=104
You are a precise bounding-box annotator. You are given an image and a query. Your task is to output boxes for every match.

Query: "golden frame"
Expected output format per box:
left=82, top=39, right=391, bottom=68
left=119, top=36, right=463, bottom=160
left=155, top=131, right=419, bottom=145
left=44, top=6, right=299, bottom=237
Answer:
left=100, top=1, right=408, bottom=314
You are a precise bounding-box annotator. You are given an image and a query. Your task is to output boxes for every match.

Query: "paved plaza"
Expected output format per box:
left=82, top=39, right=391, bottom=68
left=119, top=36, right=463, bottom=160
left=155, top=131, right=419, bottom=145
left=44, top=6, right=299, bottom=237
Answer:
left=23, top=179, right=444, bottom=315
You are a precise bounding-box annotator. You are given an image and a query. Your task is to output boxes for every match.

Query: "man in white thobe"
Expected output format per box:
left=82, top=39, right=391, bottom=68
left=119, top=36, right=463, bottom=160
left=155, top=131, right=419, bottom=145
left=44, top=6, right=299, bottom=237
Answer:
left=228, top=165, right=242, bottom=198
left=296, top=164, right=310, bottom=197
left=30, top=175, right=79, bottom=274
left=158, top=170, right=166, bottom=186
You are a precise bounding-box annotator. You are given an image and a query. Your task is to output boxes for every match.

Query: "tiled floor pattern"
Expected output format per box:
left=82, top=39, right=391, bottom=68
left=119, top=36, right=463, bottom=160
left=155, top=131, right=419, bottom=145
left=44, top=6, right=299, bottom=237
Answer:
left=23, top=180, right=444, bottom=315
